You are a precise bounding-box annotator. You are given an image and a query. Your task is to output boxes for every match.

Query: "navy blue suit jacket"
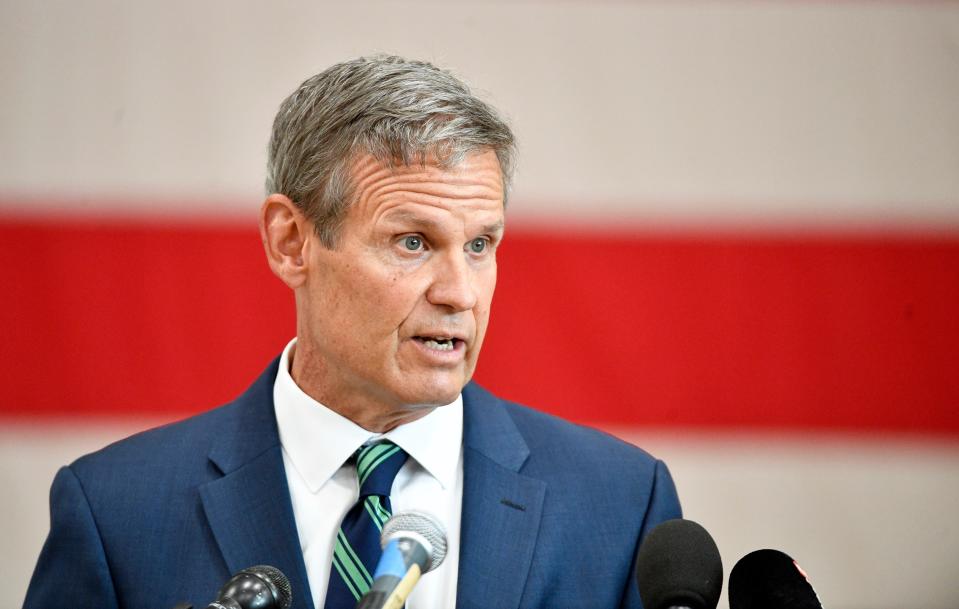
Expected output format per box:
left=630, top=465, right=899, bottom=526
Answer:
left=24, top=359, right=681, bottom=609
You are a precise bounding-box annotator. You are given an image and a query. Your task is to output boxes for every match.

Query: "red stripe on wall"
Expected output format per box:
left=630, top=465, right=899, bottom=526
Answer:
left=484, top=227, right=959, bottom=434
left=2, top=216, right=957, bottom=434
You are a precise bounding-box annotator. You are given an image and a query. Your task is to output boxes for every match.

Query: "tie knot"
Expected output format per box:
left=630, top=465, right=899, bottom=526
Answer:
left=355, top=441, right=407, bottom=497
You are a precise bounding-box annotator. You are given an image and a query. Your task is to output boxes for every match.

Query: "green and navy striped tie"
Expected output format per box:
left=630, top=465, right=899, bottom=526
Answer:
left=324, top=441, right=408, bottom=608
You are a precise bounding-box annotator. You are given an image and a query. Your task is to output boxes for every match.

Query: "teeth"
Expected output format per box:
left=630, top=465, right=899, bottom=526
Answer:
left=423, top=338, right=454, bottom=351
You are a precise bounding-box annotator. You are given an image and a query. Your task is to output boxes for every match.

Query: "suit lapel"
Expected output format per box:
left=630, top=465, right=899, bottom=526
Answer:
left=198, top=359, right=315, bottom=609
left=457, top=383, right=546, bottom=609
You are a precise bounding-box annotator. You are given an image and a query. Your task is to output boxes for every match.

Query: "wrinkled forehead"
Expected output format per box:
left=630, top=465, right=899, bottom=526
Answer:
left=342, top=150, right=506, bottom=230
left=343, top=144, right=510, bottom=201
left=348, top=150, right=504, bottom=199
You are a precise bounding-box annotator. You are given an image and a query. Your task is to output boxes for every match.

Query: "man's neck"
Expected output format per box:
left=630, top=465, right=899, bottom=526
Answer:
left=288, top=342, right=437, bottom=433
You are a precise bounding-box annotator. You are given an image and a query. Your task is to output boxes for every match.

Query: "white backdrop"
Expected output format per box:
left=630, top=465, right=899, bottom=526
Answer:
left=3, top=2, right=959, bottom=608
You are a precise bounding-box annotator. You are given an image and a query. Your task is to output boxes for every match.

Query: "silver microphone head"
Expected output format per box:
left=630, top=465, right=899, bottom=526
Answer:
left=380, top=510, right=448, bottom=573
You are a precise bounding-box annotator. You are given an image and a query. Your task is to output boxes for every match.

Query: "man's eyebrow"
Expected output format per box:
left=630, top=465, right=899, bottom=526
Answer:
left=480, top=219, right=505, bottom=235
left=381, top=211, right=439, bottom=230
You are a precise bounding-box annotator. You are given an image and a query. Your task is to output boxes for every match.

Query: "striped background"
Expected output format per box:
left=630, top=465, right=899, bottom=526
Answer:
left=2, top=2, right=958, bottom=608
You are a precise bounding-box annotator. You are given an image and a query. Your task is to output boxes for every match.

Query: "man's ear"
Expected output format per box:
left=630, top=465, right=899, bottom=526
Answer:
left=259, top=194, right=311, bottom=289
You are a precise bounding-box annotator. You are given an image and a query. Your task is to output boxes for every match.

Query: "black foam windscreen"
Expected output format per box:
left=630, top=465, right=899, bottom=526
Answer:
left=728, top=549, right=822, bottom=609
left=210, top=565, right=292, bottom=609
left=635, top=519, right=723, bottom=609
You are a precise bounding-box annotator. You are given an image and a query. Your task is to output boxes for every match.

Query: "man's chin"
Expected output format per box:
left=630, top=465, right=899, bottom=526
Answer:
left=400, top=374, right=467, bottom=408
left=408, top=389, right=462, bottom=408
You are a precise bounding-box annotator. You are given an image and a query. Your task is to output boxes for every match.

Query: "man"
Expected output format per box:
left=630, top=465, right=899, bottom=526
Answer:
left=24, top=56, right=680, bottom=609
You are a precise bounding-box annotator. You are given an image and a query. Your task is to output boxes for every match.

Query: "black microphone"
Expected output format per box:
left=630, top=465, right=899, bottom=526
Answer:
left=634, top=519, right=723, bottom=609
left=729, top=549, right=823, bottom=609
left=355, top=510, right=448, bottom=609
left=205, top=565, right=293, bottom=609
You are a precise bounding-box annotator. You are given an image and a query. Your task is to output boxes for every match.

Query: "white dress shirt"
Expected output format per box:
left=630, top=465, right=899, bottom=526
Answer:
left=273, top=339, right=463, bottom=609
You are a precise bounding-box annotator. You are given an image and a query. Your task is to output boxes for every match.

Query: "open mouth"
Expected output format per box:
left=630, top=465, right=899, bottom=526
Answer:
left=414, top=336, right=462, bottom=352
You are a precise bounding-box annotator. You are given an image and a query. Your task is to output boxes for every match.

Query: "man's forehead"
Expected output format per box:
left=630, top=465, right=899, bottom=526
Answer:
left=347, top=150, right=506, bottom=223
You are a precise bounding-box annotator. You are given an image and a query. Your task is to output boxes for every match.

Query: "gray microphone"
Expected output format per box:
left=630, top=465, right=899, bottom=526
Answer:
left=355, top=510, right=448, bottom=609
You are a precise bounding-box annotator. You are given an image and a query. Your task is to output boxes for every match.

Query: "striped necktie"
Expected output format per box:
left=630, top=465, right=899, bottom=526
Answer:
left=324, top=441, right=408, bottom=608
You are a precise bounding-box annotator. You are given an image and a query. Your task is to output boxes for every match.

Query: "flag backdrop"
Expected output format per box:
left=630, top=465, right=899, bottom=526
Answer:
left=2, top=3, right=958, bottom=608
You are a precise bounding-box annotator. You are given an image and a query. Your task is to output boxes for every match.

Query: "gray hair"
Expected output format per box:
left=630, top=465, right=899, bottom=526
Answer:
left=266, top=55, right=516, bottom=248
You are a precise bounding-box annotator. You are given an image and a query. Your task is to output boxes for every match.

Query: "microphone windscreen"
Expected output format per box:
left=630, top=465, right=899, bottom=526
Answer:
left=380, top=510, right=448, bottom=573
left=635, top=519, right=723, bottom=609
left=212, top=565, right=292, bottom=609
left=729, top=549, right=822, bottom=609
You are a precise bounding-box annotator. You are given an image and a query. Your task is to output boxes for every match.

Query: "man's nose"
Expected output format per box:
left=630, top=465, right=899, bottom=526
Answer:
left=426, top=250, right=478, bottom=312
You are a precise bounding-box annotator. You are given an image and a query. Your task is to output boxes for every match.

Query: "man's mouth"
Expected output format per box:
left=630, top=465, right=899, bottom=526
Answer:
left=414, top=336, right=462, bottom=352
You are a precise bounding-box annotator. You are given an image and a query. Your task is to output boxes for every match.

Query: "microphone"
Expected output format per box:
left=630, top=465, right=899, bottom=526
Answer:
left=355, top=510, right=448, bottom=609
left=729, top=549, right=823, bottom=609
left=205, top=565, right=293, bottom=609
left=634, top=519, right=723, bottom=609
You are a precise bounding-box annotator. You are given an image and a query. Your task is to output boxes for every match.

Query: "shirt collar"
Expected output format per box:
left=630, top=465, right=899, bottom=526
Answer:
left=273, top=338, right=463, bottom=493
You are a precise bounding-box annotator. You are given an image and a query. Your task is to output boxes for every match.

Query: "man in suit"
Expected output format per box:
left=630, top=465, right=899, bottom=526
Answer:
left=24, top=55, right=681, bottom=609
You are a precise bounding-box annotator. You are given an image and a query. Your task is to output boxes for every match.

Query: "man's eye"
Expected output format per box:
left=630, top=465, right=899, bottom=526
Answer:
left=402, top=236, right=423, bottom=251
left=469, top=238, right=488, bottom=253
